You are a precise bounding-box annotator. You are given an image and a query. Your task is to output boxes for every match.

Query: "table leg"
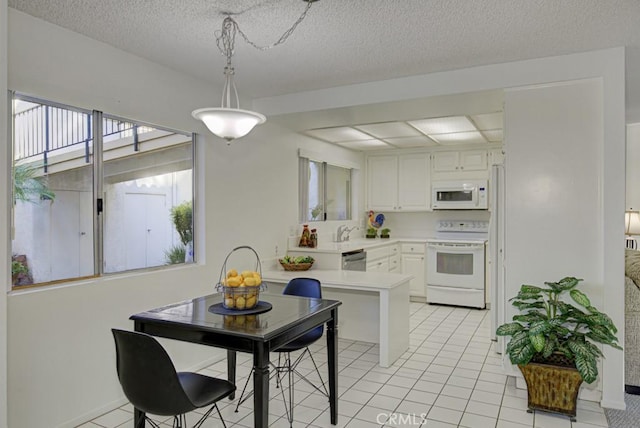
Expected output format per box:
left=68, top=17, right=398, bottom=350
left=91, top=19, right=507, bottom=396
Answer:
left=327, top=308, right=339, bottom=425
left=253, top=344, right=270, bottom=428
left=132, top=321, right=147, bottom=427
left=227, top=350, right=237, bottom=400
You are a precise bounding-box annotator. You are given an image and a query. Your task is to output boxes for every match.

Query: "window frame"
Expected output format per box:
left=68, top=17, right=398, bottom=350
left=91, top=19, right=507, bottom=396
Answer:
left=9, top=92, right=197, bottom=290
left=299, top=152, right=353, bottom=223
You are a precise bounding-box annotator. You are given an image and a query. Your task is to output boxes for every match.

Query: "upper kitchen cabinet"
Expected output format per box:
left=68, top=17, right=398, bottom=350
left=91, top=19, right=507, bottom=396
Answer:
left=432, top=150, right=487, bottom=172
left=367, top=154, right=431, bottom=211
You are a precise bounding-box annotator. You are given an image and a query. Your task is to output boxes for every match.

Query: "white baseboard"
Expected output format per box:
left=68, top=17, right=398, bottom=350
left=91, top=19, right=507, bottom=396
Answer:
left=601, top=398, right=626, bottom=411
left=57, top=354, right=226, bottom=428
left=57, top=397, right=129, bottom=428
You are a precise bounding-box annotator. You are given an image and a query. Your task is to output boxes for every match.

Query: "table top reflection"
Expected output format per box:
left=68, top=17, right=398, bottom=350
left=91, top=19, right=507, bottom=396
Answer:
left=130, top=293, right=341, bottom=342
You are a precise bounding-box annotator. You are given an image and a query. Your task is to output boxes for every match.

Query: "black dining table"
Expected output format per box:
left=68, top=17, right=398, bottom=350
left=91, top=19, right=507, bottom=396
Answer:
left=129, top=292, right=341, bottom=428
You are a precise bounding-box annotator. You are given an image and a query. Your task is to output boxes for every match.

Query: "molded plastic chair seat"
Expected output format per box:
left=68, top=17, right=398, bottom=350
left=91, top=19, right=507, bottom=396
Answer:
left=112, top=329, right=235, bottom=428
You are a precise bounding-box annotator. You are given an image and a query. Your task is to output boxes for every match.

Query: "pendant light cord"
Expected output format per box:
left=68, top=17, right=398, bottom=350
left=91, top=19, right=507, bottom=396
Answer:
left=215, top=0, right=315, bottom=55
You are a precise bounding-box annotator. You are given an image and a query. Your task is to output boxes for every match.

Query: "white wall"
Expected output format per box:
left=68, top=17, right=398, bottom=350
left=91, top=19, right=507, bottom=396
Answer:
left=503, top=79, right=608, bottom=400
left=6, top=9, right=364, bottom=428
left=0, top=0, right=8, bottom=426
left=256, top=49, right=627, bottom=408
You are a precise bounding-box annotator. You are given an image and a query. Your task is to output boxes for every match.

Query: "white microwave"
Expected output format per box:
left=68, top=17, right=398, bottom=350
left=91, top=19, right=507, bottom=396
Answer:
left=432, top=180, right=488, bottom=210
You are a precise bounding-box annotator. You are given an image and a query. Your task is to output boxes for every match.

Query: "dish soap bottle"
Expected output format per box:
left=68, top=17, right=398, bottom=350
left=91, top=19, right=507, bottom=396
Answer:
left=299, top=224, right=311, bottom=247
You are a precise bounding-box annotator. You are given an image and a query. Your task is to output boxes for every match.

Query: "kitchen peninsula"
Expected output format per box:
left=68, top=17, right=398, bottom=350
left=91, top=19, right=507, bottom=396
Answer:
left=262, top=269, right=411, bottom=367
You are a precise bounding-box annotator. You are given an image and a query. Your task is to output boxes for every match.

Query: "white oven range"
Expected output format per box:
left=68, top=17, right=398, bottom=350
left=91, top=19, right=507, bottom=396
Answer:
left=426, top=220, right=488, bottom=309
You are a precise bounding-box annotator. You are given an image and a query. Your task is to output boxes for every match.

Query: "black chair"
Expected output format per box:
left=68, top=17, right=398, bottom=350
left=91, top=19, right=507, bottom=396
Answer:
left=112, top=329, right=236, bottom=428
left=235, top=278, right=329, bottom=426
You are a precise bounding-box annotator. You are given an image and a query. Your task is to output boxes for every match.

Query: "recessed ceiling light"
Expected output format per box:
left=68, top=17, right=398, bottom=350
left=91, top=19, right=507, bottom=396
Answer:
left=355, top=122, right=421, bottom=138
left=337, top=140, right=392, bottom=150
left=305, top=127, right=372, bottom=143
left=429, top=131, right=487, bottom=145
left=383, top=136, right=438, bottom=148
left=408, top=116, right=477, bottom=135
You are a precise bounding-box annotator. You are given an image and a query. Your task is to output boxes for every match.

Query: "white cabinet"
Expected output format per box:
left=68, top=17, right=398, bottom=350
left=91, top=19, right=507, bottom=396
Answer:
left=432, top=150, right=487, bottom=172
left=389, top=244, right=400, bottom=272
left=400, top=243, right=426, bottom=300
left=367, top=156, right=398, bottom=211
left=366, top=244, right=399, bottom=273
left=367, top=154, right=430, bottom=211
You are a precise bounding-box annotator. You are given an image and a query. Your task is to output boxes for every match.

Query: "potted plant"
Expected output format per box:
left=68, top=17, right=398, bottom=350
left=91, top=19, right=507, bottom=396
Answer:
left=11, top=256, right=30, bottom=286
left=496, top=276, right=621, bottom=420
left=380, top=228, right=391, bottom=239
left=366, top=227, right=377, bottom=239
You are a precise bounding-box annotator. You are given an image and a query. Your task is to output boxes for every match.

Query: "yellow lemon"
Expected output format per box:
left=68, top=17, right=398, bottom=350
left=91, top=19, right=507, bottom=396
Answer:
left=235, top=296, right=246, bottom=310
left=227, top=269, right=238, bottom=278
left=226, top=277, right=242, bottom=287
left=224, top=298, right=235, bottom=308
left=246, top=296, right=257, bottom=308
left=244, top=277, right=257, bottom=286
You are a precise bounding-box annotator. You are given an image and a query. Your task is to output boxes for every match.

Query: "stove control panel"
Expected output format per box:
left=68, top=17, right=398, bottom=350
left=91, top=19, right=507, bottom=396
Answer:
left=436, top=220, right=489, bottom=233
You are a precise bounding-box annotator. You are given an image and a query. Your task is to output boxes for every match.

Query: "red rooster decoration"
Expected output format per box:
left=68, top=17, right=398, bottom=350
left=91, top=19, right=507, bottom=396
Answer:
left=367, top=210, right=385, bottom=229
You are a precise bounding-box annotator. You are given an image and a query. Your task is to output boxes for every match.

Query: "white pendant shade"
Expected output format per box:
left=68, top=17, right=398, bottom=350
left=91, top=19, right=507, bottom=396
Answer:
left=192, top=108, right=266, bottom=143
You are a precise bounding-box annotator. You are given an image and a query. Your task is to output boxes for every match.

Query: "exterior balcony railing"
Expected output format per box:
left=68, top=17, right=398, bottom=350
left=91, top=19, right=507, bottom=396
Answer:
left=13, top=104, right=153, bottom=171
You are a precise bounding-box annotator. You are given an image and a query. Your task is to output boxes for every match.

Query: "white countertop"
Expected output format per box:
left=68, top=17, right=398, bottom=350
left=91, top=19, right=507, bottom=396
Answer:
left=262, top=269, right=413, bottom=292
left=287, top=237, right=429, bottom=254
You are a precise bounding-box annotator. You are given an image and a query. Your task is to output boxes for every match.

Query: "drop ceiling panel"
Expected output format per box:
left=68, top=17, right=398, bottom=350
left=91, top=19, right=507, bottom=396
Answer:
left=337, top=140, right=392, bottom=150
left=471, top=112, right=503, bottom=130
left=355, top=122, right=421, bottom=138
left=408, top=116, right=477, bottom=135
left=304, top=127, right=372, bottom=142
left=429, top=131, right=487, bottom=145
left=383, top=136, right=438, bottom=148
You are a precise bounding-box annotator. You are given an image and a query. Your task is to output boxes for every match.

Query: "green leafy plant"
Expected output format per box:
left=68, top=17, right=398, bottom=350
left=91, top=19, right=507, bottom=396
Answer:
left=496, top=276, right=621, bottom=384
left=170, top=201, right=193, bottom=246
left=380, top=228, right=390, bottom=236
left=366, top=227, right=377, bottom=238
left=11, top=260, right=29, bottom=276
left=164, top=245, right=186, bottom=265
left=280, top=255, right=314, bottom=264
left=13, top=162, right=55, bottom=203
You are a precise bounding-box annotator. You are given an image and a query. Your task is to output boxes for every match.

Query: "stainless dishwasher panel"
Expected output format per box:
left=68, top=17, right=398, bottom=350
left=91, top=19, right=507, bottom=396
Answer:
left=341, top=249, right=366, bottom=271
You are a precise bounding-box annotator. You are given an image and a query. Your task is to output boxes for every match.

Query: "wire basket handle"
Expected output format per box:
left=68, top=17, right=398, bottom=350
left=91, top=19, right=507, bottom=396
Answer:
left=217, top=245, right=263, bottom=286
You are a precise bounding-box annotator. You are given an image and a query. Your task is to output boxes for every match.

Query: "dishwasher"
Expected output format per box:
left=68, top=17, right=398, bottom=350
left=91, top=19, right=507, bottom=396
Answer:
left=341, top=249, right=367, bottom=271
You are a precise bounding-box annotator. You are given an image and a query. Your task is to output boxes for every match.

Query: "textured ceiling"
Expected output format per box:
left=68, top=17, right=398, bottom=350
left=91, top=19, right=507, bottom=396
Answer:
left=8, top=0, right=640, bottom=121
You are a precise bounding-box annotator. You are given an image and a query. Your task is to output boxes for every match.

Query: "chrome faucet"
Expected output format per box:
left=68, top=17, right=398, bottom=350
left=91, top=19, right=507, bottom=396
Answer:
left=336, top=225, right=355, bottom=242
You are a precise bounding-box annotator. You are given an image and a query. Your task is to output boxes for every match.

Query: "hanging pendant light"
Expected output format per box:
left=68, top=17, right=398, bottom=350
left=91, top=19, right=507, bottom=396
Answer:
left=193, top=1, right=318, bottom=144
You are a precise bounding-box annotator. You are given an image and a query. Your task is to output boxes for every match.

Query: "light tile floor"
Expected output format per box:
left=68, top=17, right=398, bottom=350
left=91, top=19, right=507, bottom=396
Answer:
left=80, top=303, right=610, bottom=428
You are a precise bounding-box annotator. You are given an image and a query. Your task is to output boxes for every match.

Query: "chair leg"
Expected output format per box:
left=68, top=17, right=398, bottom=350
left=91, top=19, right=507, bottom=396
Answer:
left=193, top=404, right=226, bottom=428
left=293, top=348, right=329, bottom=398
left=141, top=416, right=161, bottom=428
left=234, top=366, right=255, bottom=413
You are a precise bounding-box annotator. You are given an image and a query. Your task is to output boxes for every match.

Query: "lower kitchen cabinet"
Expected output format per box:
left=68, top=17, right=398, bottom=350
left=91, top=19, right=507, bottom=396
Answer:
left=401, top=243, right=427, bottom=301
left=366, top=243, right=399, bottom=273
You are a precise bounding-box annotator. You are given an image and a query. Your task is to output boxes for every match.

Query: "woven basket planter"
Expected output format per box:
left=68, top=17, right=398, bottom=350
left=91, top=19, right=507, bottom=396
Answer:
left=518, top=356, right=583, bottom=421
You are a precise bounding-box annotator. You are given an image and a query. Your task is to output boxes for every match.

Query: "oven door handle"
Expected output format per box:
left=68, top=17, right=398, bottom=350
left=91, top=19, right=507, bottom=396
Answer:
left=427, top=242, right=485, bottom=250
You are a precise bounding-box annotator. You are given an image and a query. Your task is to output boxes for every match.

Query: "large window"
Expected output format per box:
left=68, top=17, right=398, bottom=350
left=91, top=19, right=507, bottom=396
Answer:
left=299, top=156, right=352, bottom=222
left=10, top=94, right=194, bottom=288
